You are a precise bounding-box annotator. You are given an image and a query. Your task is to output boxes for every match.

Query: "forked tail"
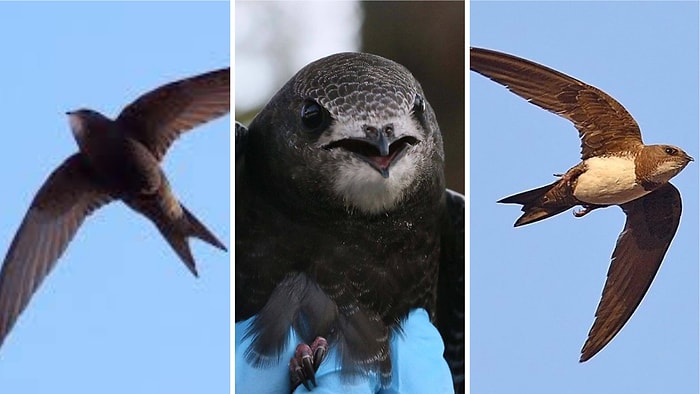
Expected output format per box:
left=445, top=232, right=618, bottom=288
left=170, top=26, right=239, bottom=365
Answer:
left=498, top=179, right=577, bottom=227
left=158, top=205, right=227, bottom=276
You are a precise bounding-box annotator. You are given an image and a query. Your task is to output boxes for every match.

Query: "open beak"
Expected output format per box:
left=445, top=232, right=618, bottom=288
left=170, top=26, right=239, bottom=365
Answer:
left=324, top=128, right=419, bottom=178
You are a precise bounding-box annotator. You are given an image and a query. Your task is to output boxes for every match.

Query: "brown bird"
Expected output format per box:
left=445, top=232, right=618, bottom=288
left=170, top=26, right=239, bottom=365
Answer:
left=470, top=47, right=693, bottom=361
left=0, top=67, right=230, bottom=349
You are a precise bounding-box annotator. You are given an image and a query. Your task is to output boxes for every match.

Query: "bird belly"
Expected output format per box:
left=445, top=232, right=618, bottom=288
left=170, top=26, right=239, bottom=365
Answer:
left=85, top=138, right=161, bottom=195
left=573, top=156, right=649, bottom=205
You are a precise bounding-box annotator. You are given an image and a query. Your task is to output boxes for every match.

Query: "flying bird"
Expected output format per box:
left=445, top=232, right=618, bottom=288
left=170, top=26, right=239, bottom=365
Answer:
left=236, top=52, right=464, bottom=392
left=470, top=47, right=693, bottom=362
left=0, top=67, right=230, bottom=350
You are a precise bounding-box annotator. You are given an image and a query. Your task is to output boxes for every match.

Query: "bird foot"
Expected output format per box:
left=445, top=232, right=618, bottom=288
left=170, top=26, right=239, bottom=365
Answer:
left=289, top=337, right=328, bottom=392
left=573, top=205, right=597, bottom=218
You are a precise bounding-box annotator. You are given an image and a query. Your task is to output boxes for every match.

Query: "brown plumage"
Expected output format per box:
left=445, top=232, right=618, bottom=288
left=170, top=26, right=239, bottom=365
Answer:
left=471, top=47, right=692, bottom=362
left=581, top=182, right=681, bottom=361
left=470, top=47, right=643, bottom=160
left=0, top=67, right=230, bottom=349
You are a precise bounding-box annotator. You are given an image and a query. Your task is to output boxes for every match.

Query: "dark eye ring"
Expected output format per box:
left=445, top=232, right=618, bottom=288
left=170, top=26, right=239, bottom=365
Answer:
left=413, top=94, right=426, bottom=114
left=665, top=147, right=678, bottom=155
left=300, top=99, right=327, bottom=131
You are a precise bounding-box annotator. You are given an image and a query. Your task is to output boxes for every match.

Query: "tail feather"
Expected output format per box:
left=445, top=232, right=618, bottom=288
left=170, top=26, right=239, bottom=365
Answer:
left=157, top=205, right=227, bottom=276
left=498, top=180, right=575, bottom=227
left=163, top=232, right=199, bottom=277
left=498, top=182, right=557, bottom=205
left=181, top=205, right=228, bottom=251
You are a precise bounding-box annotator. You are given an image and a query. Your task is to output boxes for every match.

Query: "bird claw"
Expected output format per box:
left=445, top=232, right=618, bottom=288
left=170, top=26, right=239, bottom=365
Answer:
left=573, top=205, right=594, bottom=217
left=289, top=337, right=328, bottom=392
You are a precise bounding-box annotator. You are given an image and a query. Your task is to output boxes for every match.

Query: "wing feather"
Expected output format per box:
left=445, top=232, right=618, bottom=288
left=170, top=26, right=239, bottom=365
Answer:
left=117, top=67, right=230, bottom=161
left=437, top=189, right=465, bottom=392
left=0, top=154, right=112, bottom=347
left=580, top=183, right=681, bottom=361
left=470, top=47, right=643, bottom=160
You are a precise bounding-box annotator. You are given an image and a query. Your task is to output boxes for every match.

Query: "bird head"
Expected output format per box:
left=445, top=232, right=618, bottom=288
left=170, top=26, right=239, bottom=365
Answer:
left=248, top=52, right=445, bottom=215
left=66, top=109, right=112, bottom=144
left=640, top=144, right=694, bottom=184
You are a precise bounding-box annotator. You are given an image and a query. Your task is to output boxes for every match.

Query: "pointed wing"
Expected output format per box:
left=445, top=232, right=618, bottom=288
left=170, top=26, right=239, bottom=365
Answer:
left=436, top=189, right=465, bottom=392
left=470, top=47, right=643, bottom=160
left=580, top=183, right=681, bottom=361
left=117, top=67, right=230, bottom=161
left=0, top=154, right=113, bottom=347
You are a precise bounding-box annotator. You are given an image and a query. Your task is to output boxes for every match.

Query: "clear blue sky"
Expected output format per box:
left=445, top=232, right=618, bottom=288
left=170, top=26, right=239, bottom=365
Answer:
left=0, top=2, right=229, bottom=393
left=471, top=2, right=698, bottom=394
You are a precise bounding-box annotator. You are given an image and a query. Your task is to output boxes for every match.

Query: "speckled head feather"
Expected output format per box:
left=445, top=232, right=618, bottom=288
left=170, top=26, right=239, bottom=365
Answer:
left=247, top=52, right=444, bottom=215
left=292, top=52, right=419, bottom=124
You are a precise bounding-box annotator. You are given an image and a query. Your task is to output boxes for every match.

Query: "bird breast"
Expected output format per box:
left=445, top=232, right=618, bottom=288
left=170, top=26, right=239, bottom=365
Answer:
left=82, top=136, right=162, bottom=195
left=573, top=156, right=650, bottom=205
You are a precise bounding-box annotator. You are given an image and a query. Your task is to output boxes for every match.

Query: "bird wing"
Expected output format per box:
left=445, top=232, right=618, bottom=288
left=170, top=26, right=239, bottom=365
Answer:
left=436, top=189, right=465, bottom=393
left=0, top=154, right=113, bottom=347
left=579, top=182, right=681, bottom=361
left=117, top=67, right=230, bottom=161
left=470, top=47, right=643, bottom=160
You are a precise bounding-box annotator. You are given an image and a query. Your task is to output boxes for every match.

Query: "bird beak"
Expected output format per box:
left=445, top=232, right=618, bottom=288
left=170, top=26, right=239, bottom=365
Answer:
left=324, top=126, right=419, bottom=179
left=374, top=128, right=391, bottom=157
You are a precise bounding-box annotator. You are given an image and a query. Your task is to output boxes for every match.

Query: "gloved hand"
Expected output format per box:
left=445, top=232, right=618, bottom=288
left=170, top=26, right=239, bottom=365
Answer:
left=235, top=308, right=454, bottom=394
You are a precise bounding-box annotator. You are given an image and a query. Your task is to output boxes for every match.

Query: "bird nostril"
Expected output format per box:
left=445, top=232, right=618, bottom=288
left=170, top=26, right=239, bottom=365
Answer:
left=384, top=125, right=394, bottom=137
left=363, top=125, right=378, bottom=136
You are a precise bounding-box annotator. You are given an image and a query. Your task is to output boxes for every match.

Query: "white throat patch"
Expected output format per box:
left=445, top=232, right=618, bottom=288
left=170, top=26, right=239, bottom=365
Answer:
left=649, top=159, right=685, bottom=183
left=321, top=114, right=426, bottom=214
left=331, top=149, right=420, bottom=214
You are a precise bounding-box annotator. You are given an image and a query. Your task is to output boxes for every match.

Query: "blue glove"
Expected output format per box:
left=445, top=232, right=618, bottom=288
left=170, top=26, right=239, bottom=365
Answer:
left=235, top=308, right=454, bottom=393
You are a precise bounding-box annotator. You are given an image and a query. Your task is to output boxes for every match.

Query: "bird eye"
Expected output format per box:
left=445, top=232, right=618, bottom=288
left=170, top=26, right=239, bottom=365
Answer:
left=412, top=94, right=426, bottom=115
left=300, top=100, right=328, bottom=131
left=665, top=147, right=678, bottom=155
